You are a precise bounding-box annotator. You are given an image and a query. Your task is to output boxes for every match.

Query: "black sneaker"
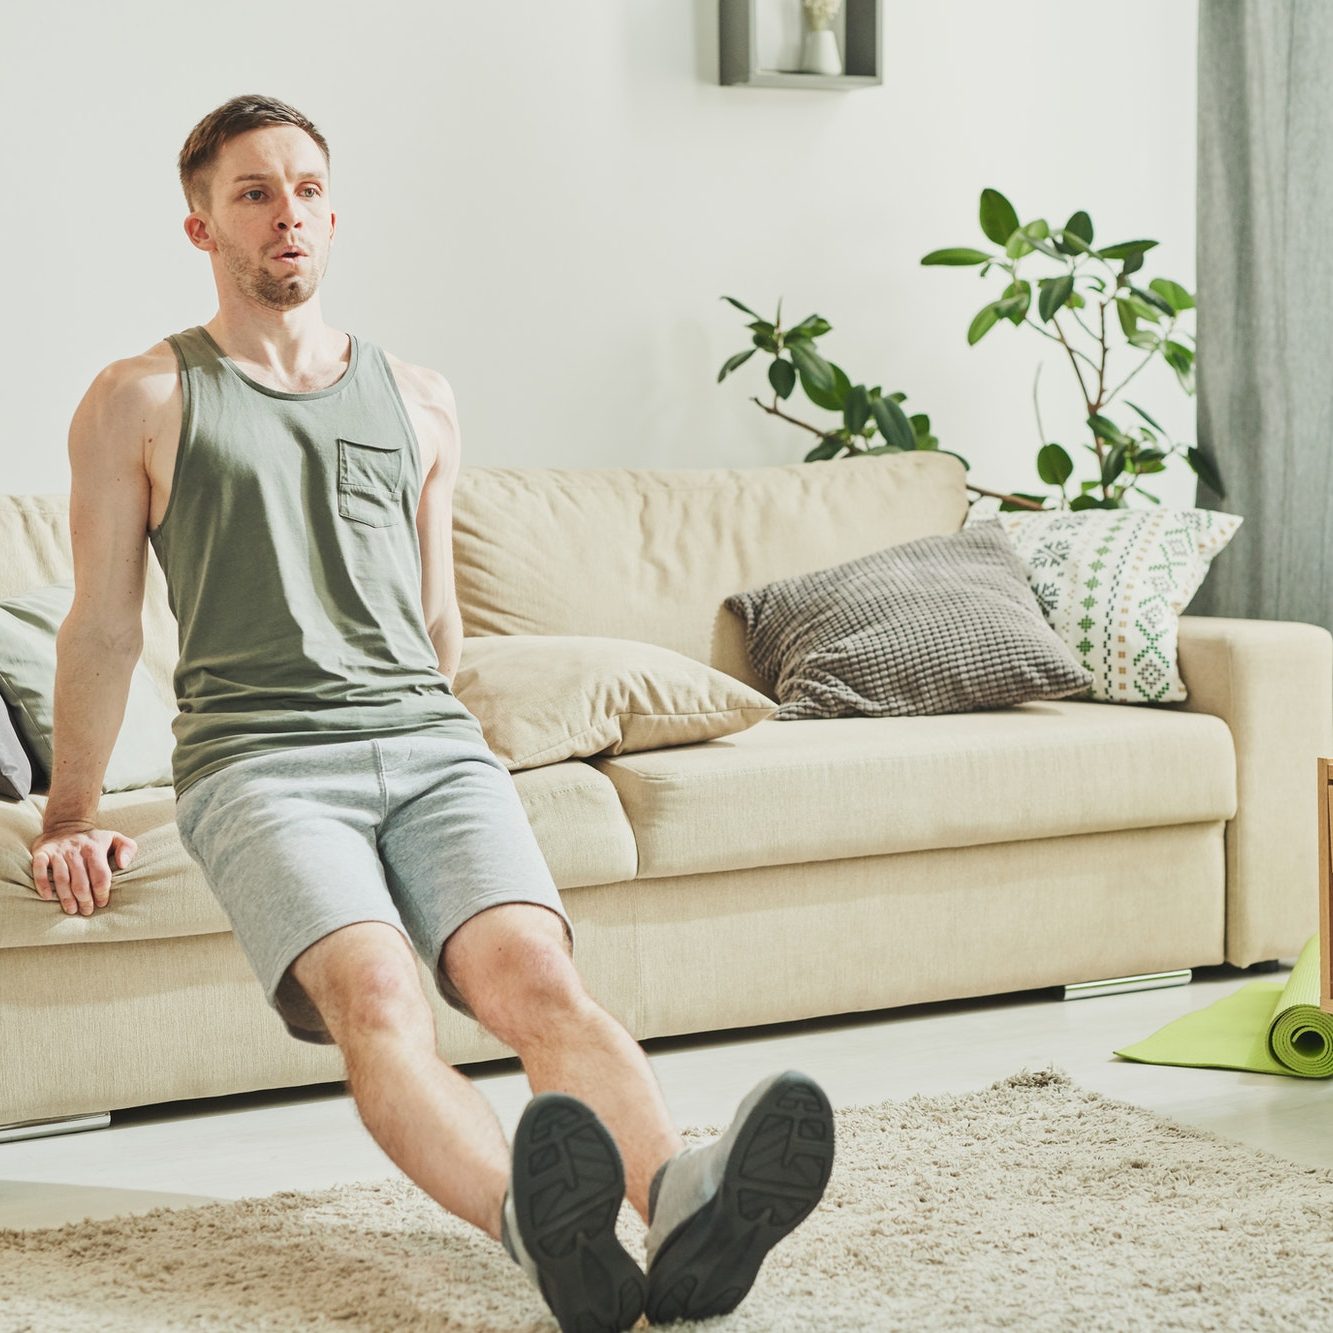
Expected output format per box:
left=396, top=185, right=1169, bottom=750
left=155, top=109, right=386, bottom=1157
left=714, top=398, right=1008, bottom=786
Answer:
left=504, top=1091, right=647, bottom=1332
left=644, top=1070, right=835, bottom=1324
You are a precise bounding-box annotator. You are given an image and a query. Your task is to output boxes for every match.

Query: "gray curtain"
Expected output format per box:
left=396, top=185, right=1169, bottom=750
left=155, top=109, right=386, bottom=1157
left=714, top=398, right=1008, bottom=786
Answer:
left=1190, top=0, right=1333, bottom=624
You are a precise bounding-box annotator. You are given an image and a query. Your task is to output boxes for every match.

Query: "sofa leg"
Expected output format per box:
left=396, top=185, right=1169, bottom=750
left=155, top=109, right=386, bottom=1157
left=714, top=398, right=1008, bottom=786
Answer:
left=1063, top=968, right=1192, bottom=1001
left=0, top=1111, right=111, bottom=1144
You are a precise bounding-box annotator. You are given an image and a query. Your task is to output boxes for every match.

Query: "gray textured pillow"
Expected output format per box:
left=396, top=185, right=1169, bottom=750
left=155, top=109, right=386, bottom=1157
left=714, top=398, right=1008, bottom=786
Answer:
left=723, top=519, right=1094, bottom=718
left=0, top=581, right=175, bottom=792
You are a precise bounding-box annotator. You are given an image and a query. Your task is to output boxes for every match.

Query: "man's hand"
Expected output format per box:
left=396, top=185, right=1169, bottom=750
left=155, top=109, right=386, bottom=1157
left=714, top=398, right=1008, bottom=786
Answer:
left=30, top=823, right=137, bottom=917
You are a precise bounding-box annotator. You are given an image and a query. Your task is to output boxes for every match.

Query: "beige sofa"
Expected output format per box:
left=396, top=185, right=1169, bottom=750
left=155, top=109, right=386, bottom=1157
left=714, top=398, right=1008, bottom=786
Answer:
left=3, top=453, right=1331, bottom=1138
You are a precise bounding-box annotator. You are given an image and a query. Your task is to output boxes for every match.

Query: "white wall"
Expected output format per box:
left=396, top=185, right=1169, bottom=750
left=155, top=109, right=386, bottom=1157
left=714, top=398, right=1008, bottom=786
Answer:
left=2, top=0, right=1199, bottom=509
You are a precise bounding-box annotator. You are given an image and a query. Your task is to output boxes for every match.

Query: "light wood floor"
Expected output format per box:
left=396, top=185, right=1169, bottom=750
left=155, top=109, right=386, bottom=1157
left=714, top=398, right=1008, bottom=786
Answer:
left=3, top=960, right=1329, bottom=1231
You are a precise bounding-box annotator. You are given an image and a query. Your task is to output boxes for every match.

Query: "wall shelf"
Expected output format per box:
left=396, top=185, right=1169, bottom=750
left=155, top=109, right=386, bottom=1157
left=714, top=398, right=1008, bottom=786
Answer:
left=720, top=0, right=882, bottom=90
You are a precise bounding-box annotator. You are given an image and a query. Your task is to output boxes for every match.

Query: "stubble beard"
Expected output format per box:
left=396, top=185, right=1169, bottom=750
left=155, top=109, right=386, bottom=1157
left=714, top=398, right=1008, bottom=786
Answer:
left=217, top=231, right=324, bottom=310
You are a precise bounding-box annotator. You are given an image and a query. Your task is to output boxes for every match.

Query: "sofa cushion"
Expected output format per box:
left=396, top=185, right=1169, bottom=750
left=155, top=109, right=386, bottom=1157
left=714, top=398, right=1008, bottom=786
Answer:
left=451, top=453, right=969, bottom=696
left=0, top=759, right=637, bottom=951
left=589, top=701, right=1237, bottom=879
left=723, top=520, right=1093, bottom=716
left=966, top=504, right=1244, bottom=704
left=1, top=696, right=34, bottom=801
left=0, top=580, right=176, bottom=793
left=451, top=634, right=776, bottom=770
left=0, top=493, right=181, bottom=719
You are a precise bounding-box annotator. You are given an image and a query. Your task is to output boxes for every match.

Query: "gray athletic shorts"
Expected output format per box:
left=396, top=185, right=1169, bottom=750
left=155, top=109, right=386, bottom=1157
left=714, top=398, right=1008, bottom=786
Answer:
left=172, top=732, right=575, bottom=1045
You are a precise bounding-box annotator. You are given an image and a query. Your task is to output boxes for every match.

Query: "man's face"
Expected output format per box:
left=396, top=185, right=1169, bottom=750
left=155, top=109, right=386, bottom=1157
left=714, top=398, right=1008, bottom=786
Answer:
left=194, top=125, right=335, bottom=311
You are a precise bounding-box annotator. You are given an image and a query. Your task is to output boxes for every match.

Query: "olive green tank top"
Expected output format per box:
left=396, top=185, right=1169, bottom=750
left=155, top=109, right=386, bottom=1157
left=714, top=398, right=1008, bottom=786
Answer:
left=148, top=324, right=485, bottom=800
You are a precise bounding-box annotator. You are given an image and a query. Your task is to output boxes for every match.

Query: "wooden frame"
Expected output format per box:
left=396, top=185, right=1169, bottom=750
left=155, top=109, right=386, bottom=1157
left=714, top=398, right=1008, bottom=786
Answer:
left=1319, top=758, right=1333, bottom=1012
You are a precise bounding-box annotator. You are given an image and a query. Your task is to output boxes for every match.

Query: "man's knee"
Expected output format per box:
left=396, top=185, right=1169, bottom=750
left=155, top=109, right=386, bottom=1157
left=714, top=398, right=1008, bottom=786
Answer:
left=442, top=903, right=584, bottom=1038
left=290, top=920, right=433, bottom=1044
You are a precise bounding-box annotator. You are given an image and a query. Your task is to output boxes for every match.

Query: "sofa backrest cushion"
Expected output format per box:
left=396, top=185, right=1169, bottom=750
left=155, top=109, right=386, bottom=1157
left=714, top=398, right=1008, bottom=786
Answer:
left=0, top=494, right=179, bottom=710
left=452, top=453, right=969, bottom=692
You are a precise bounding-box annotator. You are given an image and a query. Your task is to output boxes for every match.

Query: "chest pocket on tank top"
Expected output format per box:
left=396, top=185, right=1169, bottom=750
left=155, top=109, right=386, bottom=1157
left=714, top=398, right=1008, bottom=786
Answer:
left=336, top=437, right=405, bottom=527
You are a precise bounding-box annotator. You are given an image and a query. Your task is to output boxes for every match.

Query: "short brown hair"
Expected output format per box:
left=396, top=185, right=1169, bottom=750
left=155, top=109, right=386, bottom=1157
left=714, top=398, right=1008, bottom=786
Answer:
left=178, top=93, right=330, bottom=215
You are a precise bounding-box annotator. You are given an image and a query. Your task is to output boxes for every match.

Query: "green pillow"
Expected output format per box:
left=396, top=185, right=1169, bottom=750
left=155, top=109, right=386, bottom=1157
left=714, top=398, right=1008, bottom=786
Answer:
left=0, top=581, right=174, bottom=793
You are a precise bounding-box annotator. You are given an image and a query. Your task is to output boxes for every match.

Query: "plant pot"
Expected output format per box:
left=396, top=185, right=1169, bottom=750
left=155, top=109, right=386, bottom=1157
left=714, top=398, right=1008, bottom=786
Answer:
left=800, top=28, right=843, bottom=76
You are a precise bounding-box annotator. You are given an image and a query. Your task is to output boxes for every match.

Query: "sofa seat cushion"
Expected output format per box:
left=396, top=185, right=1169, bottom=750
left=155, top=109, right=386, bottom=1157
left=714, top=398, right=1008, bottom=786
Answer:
left=589, top=700, right=1238, bottom=879
left=0, top=759, right=636, bottom=951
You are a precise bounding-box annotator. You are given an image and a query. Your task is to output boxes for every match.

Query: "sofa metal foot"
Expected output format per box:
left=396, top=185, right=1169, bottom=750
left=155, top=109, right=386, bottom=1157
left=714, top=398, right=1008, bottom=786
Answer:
left=0, top=1111, right=111, bottom=1144
left=1063, top=968, right=1192, bottom=1001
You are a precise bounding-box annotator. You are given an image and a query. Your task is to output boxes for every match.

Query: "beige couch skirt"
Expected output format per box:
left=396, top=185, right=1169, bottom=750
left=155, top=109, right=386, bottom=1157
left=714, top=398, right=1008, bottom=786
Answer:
left=1, top=820, right=1224, bottom=1127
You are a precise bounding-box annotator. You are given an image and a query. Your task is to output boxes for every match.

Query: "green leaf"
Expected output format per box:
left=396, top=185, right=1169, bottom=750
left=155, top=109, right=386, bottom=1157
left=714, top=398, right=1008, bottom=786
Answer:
left=746, top=319, right=776, bottom=336
left=768, top=357, right=796, bottom=399
left=1125, top=400, right=1165, bottom=432
left=786, top=315, right=832, bottom=340
left=1126, top=330, right=1161, bottom=351
left=844, top=384, right=871, bottom=434
left=968, top=303, right=1002, bottom=345
left=1187, top=444, right=1225, bottom=496
left=1038, top=274, right=1075, bottom=323
left=1004, top=231, right=1034, bottom=260
left=1116, top=297, right=1138, bottom=340
left=910, top=413, right=931, bottom=435
left=1148, top=278, right=1195, bottom=312
left=799, top=359, right=852, bottom=412
left=1134, top=448, right=1167, bottom=466
left=1121, top=293, right=1163, bottom=322
left=888, top=391, right=908, bottom=403
left=721, top=295, right=762, bottom=319
left=1022, top=219, right=1050, bottom=240
left=804, top=436, right=845, bottom=462
left=1088, top=413, right=1132, bottom=445
left=979, top=188, right=1020, bottom=246
left=1162, top=340, right=1194, bottom=374
left=1037, top=442, right=1074, bottom=485
left=1101, top=442, right=1128, bottom=486
left=1066, top=210, right=1094, bottom=245
left=774, top=296, right=782, bottom=326
left=1067, top=291, right=1086, bottom=309
left=1129, top=285, right=1175, bottom=317
left=870, top=395, right=917, bottom=451
left=1096, top=240, right=1159, bottom=260
left=1069, top=494, right=1101, bottom=510
left=788, top=341, right=837, bottom=396
left=999, top=492, right=1049, bottom=512
left=921, top=247, right=993, bottom=266
left=1122, top=251, right=1145, bottom=277
left=717, top=348, right=757, bottom=383
left=1000, top=279, right=1031, bottom=324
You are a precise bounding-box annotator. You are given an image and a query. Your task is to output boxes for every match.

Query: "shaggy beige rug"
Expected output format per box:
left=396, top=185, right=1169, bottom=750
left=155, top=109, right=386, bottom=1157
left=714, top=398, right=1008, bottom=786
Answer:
left=3, top=1067, right=1332, bottom=1331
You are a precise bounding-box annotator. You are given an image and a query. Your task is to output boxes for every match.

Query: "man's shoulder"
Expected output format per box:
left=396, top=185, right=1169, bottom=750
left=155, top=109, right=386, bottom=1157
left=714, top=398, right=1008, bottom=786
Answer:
left=84, top=338, right=181, bottom=420
left=380, top=347, right=456, bottom=414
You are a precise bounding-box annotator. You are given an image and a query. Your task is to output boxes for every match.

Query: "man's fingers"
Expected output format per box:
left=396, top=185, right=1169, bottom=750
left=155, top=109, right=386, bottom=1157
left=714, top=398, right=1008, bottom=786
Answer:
left=84, top=845, right=112, bottom=907
left=31, top=853, right=52, bottom=900
left=49, top=855, right=76, bottom=914
left=66, top=853, right=94, bottom=916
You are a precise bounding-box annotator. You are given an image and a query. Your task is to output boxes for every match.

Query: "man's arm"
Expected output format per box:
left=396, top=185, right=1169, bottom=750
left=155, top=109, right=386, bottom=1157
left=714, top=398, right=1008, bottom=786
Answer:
left=414, top=370, right=465, bottom=683
left=40, top=363, right=154, bottom=834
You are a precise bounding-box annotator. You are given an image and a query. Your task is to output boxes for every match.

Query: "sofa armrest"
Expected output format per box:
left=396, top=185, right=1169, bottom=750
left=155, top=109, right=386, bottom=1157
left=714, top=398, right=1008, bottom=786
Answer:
left=1175, top=614, right=1333, bottom=965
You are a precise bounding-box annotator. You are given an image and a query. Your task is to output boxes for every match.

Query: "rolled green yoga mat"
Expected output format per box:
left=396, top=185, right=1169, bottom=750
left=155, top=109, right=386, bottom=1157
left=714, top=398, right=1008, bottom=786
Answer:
left=1114, top=934, right=1333, bottom=1078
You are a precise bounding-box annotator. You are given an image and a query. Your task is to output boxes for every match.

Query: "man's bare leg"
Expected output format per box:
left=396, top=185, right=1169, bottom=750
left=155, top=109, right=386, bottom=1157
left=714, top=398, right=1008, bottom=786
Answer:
left=291, top=922, right=509, bottom=1242
left=442, top=906, right=686, bottom=1225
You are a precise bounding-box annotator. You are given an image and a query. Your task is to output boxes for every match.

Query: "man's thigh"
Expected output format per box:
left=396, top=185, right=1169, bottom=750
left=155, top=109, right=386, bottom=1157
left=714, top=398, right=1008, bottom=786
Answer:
left=374, top=734, right=576, bottom=1021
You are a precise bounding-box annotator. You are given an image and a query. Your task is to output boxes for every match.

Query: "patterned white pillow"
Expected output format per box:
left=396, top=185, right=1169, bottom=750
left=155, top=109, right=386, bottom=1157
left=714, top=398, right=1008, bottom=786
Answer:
left=964, top=506, right=1243, bottom=703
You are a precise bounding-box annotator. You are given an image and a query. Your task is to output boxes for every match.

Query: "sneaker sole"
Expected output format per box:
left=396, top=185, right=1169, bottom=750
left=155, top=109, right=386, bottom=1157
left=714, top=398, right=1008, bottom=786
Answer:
left=646, top=1071, right=835, bottom=1324
left=511, top=1092, right=647, bottom=1333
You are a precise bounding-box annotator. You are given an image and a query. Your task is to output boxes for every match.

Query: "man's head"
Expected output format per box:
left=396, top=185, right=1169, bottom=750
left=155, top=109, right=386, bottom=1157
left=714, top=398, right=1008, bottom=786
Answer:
left=179, top=94, right=335, bottom=312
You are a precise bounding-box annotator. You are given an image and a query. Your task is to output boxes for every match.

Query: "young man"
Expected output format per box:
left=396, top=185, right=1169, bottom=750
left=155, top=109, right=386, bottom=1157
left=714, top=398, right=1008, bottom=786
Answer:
left=27, top=94, right=835, bottom=1329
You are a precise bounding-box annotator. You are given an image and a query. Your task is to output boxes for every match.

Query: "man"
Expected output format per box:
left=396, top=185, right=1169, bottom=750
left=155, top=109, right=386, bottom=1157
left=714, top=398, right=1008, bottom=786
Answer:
left=26, top=93, right=835, bottom=1330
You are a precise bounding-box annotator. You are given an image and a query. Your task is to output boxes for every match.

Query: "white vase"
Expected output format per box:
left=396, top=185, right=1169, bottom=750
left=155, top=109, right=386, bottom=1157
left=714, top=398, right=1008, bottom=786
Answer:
left=800, top=27, right=843, bottom=76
